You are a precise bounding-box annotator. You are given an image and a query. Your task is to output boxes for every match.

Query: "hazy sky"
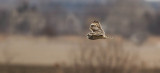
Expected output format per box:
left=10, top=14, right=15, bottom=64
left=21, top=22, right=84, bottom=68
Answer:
left=0, top=0, right=159, bottom=4
left=145, top=0, right=160, bottom=1
left=0, top=0, right=159, bottom=9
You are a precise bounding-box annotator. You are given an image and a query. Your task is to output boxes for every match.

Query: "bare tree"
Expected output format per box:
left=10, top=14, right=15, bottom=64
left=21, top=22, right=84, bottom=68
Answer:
left=104, top=0, right=155, bottom=44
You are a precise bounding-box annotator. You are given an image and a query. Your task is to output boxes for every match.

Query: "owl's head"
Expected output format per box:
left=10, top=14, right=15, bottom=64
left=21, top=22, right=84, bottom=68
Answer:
left=90, top=20, right=100, bottom=28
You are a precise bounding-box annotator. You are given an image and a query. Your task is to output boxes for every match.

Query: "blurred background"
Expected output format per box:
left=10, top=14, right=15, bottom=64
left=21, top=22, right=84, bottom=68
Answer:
left=0, top=0, right=160, bottom=73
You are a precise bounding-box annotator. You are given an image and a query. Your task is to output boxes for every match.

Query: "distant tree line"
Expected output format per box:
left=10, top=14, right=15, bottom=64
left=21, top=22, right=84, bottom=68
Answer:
left=0, top=0, right=159, bottom=39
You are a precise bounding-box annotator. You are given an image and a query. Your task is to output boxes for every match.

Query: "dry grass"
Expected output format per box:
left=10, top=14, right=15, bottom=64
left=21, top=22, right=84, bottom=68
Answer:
left=70, top=38, right=140, bottom=73
left=0, top=35, right=160, bottom=73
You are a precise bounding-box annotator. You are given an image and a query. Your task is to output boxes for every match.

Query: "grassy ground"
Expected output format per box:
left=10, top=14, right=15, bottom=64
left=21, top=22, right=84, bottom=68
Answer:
left=0, top=35, right=160, bottom=73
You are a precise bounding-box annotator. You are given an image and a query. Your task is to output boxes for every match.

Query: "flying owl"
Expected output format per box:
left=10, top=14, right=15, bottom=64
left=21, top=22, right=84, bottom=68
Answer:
left=87, top=20, right=112, bottom=40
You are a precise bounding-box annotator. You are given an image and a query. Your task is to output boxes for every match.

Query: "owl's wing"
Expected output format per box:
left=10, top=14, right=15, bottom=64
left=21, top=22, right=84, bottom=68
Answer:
left=98, top=23, right=105, bottom=35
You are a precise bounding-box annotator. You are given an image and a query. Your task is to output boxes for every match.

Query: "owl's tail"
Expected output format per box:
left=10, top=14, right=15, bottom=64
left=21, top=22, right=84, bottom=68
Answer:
left=104, top=35, right=114, bottom=39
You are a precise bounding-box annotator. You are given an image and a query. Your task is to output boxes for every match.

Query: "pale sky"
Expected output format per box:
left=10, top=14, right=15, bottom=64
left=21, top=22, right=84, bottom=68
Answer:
left=145, top=0, right=160, bottom=2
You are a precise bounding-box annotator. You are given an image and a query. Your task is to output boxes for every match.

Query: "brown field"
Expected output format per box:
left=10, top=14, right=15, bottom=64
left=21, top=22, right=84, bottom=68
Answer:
left=0, top=35, right=160, bottom=73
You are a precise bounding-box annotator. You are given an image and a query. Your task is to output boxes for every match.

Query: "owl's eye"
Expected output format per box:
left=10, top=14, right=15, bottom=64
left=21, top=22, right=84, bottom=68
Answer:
left=91, top=25, right=95, bottom=27
left=91, top=24, right=96, bottom=27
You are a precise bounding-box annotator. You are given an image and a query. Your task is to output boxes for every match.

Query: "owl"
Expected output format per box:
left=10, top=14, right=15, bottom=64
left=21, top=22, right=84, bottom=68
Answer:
left=87, top=20, right=112, bottom=40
